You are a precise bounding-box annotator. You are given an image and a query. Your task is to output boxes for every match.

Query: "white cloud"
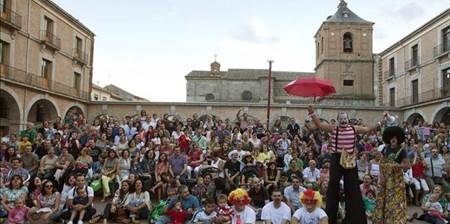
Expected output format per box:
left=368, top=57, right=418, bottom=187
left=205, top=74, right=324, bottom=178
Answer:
left=229, top=19, right=279, bottom=44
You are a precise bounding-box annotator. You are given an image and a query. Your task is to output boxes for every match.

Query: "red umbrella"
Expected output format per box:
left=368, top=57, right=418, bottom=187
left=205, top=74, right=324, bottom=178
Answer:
left=284, top=76, right=336, bottom=100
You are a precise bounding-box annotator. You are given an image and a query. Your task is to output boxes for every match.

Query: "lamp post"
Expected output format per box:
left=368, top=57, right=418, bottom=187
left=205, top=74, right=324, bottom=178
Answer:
left=267, top=60, right=273, bottom=130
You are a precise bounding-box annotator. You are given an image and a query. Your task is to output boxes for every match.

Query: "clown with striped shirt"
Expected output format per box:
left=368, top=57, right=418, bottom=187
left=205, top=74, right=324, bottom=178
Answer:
left=308, top=106, right=384, bottom=224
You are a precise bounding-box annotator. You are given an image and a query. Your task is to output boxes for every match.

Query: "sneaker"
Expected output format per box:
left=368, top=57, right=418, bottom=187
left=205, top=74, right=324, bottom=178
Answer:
left=77, top=220, right=83, bottom=224
left=67, top=221, right=73, bottom=224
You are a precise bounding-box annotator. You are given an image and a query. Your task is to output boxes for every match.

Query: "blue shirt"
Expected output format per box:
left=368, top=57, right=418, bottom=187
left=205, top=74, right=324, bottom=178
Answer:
left=168, top=195, right=200, bottom=210
left=283, top=185, right=306, bottom=209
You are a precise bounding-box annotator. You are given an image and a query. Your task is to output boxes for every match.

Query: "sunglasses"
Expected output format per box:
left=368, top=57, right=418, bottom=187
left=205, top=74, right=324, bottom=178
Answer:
left=45, top=185, right=53, bottom=188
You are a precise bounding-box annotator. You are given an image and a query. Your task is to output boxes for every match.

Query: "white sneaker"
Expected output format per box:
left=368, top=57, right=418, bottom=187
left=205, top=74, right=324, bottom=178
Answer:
left=77, top=221, right=83, bottom=224
left=67, top=221, right=73, bottom=224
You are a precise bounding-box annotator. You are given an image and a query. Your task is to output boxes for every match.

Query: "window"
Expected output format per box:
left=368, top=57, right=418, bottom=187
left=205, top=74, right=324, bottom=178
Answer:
left=389, top=88, right=395, bottom=107
left=411, top=44, right=419, bottom=67
left=412, top=79, right=418, bottom=104
left=41, top=59, right=52, bottom=79
left=75, top=36, right=82, bottom=55
left=443, top=26, right=450, bottom=53
left=442, top=68, right=450, bottom=97
left=241, top=90, right=253, bottom=101
left=93, top=94, right=99, bottom=101
left=43, top=16, right=54, bottom=37
left=321, top=36, right=324, bottom=53
left=343, top=80, right=354, bottom=86
left=205, top=93, right=215, bottom=101
left=0, top=40, right=9, bottom=65
left=74, top=72, right=81, bottom=90
left=0, top=0, right=10, bottom=13
left=343, top=32, right=353, bottom=53
left=389, top=57, right=395, bottom=77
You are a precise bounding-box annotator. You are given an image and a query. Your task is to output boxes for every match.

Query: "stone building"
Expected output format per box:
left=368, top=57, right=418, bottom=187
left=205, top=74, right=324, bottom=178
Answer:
left=378, top=8, right=450, bottom=125
left=186, top=1, right=449, bottom=125
left=0, top=0, right=95, bottom=134
left=91, top=83, right=149, bottom=102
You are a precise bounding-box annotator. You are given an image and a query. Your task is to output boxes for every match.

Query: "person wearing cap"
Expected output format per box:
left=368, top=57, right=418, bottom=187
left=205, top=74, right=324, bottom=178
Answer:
left=228, top=188, right=256, bottom=224
left=372, top=126, right=410, bottom=224
left=291, top=189, right=328, bottom=224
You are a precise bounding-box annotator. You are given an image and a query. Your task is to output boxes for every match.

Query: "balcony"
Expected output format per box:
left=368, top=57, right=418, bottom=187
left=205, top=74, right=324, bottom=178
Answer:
left=433, top=43, right=449, bottom=58
left=442, top=86, right=450, bottom=98
left=383, top=70, right=395, bottom=81
left=0, top=6, right=22, bottom=30
left=0, top=64, right=89, bottom=100
left=404, top=58, right=420, bottom=72
left=396, top=88, right=449, bottom=107
left=40, top=30, right=61, bottom=51
left=73, top=48, right=88, bottom=65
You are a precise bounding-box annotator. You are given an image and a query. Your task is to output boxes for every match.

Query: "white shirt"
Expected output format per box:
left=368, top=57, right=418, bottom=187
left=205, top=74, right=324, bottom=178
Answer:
left=261, top=201, right=291, bottom=224
left=303, top=167, right=320, bottom=182
left=232, top=206, right=256, bottom=224
left=293, top=207, right=327, bottom=224
left=67, top=185, right=95, bottom=206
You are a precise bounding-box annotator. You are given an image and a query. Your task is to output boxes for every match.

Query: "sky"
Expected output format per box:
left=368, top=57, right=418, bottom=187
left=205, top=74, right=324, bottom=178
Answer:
left=53, top=0, right=450, bottom=102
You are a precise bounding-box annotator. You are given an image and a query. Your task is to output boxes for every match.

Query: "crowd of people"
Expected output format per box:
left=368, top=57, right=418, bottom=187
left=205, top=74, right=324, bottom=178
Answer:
left=0, top=107, right=449, bottom=224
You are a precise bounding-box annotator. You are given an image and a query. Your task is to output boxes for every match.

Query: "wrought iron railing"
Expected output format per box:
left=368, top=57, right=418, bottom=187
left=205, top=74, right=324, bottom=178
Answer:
left=404, top=57, right=420, bottom=71
left=0, top=64, right=89, bottom=100
left=433, top=43, right=449, bottom=57
left=73, top=48, right=88, bottom=65
left=0, top=4, right=22, bottom=29
left=40, top=30, right=61, bottom=50
left=396, top=88, right=449, bottom=107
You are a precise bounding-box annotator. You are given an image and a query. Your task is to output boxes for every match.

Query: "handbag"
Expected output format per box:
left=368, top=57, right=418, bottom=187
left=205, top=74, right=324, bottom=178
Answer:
left=90, top=179, right=102, bottom=192
left=336, top=126, right=357, bottom=169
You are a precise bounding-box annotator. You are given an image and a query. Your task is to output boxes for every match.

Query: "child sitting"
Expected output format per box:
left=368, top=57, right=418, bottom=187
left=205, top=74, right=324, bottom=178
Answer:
left=67, top=187, right=90, bottom=224
left=191, top=176, right=207, bottom=201
left=215, top=194, right=232, bottom=224
left=291, top=189, right=328, bottom=224
left=166, top=201, right=188, bottom=224
left=190, top=198, right=218, bottom=223
left=4, top=198, right=29, bottom=224
left=424, top=193, right=448, bottom=224
left=363, top=190, right=376, bottom=219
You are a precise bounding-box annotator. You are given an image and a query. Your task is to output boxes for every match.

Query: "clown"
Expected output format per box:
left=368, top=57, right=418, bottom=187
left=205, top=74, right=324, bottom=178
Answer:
left=228, top=188, right=256, bottom=224
left=292, top=189, right=328, bottom=224
left=308, top=106, right=384, bottom=224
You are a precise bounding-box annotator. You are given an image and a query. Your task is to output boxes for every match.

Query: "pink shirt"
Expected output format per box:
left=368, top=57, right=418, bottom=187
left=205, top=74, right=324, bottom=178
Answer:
left=8, top=206, right=29, bottom=224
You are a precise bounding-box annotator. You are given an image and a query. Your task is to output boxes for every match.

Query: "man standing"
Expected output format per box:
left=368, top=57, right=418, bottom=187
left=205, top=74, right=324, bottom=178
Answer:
left=169, top=147, right=188, bottom=183
left=261, top=190, right=291, bottom=224
left=308, top=106, right=382, bottom=224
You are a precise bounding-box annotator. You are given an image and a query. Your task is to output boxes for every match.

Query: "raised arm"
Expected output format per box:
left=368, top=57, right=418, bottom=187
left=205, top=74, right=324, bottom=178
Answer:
left=308, top=106, right=334, bottom=132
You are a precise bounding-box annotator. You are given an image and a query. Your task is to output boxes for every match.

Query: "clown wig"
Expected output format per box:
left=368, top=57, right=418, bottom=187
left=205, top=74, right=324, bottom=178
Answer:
left=228, top=188, right=251, bottom=205
left=299, top=189, right=323, bottom=207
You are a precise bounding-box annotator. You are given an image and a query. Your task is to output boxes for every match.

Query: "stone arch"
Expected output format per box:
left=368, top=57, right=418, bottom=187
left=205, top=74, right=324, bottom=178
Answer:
left=63, top=105, right=85, bottom=127
left=25, top=96, right=59, bottom=124
left=0, top=89, right=22, bottom=134
left=406, top=113, right=425, bottom=125
left=433, top=106, right=450, bottom=126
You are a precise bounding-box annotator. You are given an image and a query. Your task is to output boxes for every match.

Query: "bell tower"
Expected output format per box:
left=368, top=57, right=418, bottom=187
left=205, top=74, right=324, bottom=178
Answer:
left=314, top=0, right=374, bottom=98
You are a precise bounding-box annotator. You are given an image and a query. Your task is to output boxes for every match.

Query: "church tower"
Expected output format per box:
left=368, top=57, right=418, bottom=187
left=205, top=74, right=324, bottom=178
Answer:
left=315, top=0, right=374, bottom=99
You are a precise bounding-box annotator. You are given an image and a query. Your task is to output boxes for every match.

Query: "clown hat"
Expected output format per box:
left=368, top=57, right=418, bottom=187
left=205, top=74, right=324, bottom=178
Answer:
left=299, top=189, right=322, bottom=207
left=228, top=188, right=251, bottom=206
left=382, top=126, right=405, bottom=145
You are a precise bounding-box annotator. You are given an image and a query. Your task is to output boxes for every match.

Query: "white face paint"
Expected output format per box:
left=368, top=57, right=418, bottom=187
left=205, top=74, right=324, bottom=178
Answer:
left=338, top=113, right=349, bottom=127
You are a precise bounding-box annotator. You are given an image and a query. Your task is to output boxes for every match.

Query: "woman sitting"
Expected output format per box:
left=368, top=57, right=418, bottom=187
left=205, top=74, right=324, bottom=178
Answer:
left=101, top=180, right=131, bottom=224
left=124, top=179, right=151, bottom=223
left=27, top=180, right=61, bottom=224
left=101, top=149, right=119, bottom=201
